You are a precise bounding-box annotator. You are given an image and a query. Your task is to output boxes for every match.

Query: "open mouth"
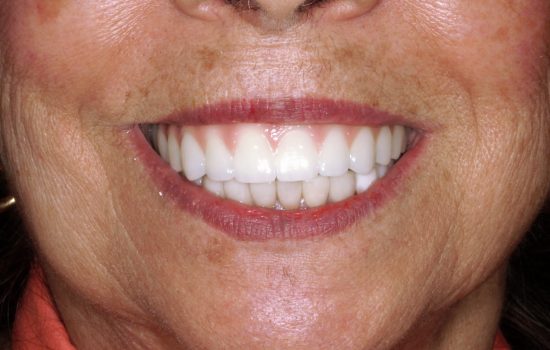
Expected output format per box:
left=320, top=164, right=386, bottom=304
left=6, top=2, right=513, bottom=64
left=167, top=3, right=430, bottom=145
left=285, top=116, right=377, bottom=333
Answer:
left=130, top=99, right=426, bottom=240
left=144, top=123, right=411, bottom=209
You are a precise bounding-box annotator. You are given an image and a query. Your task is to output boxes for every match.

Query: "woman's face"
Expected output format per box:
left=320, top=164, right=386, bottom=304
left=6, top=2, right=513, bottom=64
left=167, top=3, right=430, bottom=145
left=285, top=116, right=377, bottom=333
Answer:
left=1, top=0, right=549, bottom=348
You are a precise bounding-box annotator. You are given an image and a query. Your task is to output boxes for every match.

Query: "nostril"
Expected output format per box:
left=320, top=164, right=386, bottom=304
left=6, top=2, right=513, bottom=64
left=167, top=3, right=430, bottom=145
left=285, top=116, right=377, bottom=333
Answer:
left=224, top=0, right=261, bottom=11
left=298, top=0, right=329, bottom=12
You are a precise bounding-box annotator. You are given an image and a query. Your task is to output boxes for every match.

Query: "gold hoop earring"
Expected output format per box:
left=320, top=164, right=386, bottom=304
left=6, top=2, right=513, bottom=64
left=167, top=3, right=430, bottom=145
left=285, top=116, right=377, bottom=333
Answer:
left=0, top=195, right=16, bottom=213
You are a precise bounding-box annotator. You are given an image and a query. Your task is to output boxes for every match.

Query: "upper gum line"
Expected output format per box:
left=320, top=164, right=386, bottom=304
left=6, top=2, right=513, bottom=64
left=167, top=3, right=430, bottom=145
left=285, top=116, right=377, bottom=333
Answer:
left=155, top=124, right=407, bottom=153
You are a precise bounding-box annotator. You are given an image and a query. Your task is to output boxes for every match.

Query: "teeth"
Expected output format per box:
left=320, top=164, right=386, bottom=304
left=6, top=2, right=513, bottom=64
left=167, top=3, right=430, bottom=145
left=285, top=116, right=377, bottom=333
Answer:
left=156, top=125, right=169, bottom=162
left=391, top=125, right=406, bottom=160
left=303, top=176, right=330, bottom=208
left=376, top=126, right=392, bottom=166
left=329, top=171, right=356, bottom=203
left=168, top=126, right=183, bottom=172
left=205, top=128, right=234, bottom=182
left=181, top=131, right=206, bottom=181
left=151, top=123, right=410, bottom=209
left=224, top=180, right=253, bottom=205
left=355, top=170, right=377, bottom=194
left=376, top=164, right=389, bottom=177
left=350, top=127, right=375, bottom=175
left=277, top=181, right=303, bottom=210
left=233, top=126, right=276, bottom=183
left=250, top=182, right=277, bottom=208
left=275, top=128, right=318, bottom=182
left=318, top=127, right=350, bottom=177
left=203, top=177, right=225, bottom=197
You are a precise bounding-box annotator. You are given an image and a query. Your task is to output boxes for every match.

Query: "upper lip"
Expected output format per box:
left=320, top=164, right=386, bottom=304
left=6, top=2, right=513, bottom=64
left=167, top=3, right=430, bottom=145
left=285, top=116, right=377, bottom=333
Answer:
left=153, top=98, right=432, bottom=132
left=129, top=97, right=429, bottom=241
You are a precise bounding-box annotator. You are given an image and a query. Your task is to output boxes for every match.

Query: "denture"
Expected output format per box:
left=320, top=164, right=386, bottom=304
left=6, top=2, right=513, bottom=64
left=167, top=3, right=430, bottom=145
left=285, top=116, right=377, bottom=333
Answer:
left=146, top=123, right=410, bottom=210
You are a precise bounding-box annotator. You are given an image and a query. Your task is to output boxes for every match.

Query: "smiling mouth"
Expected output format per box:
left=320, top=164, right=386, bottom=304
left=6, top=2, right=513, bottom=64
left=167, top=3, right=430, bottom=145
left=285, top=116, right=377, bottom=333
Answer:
left=144, top=123, right=411, bottom=209
left=130, top=99, right=426, bottom=240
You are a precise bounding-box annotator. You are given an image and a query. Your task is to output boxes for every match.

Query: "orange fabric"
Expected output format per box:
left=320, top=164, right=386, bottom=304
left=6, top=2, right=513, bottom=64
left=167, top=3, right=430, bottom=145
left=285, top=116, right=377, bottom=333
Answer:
left=11, top=268, right=76, bottom=350
left=12, top=268, right=510, bottom=349
left=493, top=330, right=511, bottom=350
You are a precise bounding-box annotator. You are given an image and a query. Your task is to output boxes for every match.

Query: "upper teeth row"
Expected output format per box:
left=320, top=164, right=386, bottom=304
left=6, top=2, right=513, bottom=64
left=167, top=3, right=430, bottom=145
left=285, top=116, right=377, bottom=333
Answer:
left=152, top=124, right=409, bottom=184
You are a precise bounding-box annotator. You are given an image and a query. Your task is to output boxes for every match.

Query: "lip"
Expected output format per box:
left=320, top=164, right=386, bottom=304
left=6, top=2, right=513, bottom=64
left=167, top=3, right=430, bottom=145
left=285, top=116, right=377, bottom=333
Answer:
left=126, top=98, right=429, bottom=241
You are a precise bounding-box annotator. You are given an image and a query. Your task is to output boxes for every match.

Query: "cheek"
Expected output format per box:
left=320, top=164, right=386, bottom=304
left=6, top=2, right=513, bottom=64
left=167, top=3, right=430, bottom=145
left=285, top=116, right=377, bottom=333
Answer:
left=407, top=0, right=550, bottom=95
left=4, top=1, right=150, bottom=108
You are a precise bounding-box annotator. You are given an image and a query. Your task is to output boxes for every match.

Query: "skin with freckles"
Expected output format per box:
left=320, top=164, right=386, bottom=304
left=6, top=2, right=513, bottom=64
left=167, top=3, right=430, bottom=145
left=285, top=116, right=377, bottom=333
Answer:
left=1, top=0, right=550, bottom=349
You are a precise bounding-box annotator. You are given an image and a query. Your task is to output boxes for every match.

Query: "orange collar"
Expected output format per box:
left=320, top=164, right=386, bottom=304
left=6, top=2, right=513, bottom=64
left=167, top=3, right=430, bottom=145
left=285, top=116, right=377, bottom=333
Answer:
left=12, top=267, right=510, bottom=350
left=11, top=268, right=76, bottom=350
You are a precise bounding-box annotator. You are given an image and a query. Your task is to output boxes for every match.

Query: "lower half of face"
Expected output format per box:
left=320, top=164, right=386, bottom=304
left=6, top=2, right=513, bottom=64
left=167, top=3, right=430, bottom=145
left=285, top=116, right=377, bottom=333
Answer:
left=1, top=0, right=549, bottom=349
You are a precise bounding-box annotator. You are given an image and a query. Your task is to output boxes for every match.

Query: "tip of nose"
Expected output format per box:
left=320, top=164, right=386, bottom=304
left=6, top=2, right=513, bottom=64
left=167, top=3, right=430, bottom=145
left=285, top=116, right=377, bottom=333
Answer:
left=175, top=0, right=380, bottom=28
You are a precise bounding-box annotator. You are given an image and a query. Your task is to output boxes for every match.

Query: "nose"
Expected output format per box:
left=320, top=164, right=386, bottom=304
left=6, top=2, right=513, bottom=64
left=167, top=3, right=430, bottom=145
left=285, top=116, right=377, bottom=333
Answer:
left=175, top=0, right=379, bottom=24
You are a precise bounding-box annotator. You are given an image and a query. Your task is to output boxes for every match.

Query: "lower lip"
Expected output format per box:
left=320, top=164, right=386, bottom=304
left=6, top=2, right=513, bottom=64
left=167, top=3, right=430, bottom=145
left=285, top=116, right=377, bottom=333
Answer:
left=126, top=103, right=428, bottom=241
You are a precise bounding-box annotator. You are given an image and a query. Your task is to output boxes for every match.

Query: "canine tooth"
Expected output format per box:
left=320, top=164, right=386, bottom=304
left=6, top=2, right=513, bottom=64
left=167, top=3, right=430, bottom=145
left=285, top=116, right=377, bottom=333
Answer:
left=277, top=181, right=302, bottom=210
left=181, top=131, right=206, bottom=181
left=168, top=126, right=183, bottom=172
left=350, top=127, right=375, bottom=175
left=205, top=128, right=233, bottom=181
left=329, top=172, right=356, bottom=202
left=233, top=126, right=276, bottom=183
left=250, top=183, right=277, bottom=208
left=157, top=125, right=169, bottom=162
left=303, top=176, right=330, bottom=208
left=391, top=125, right=406, bottom=160
left=356, top=170, right=377, bottom=194
left=319, top=127, right=350, bottom=177
left=204, top=177, right=225, bottom=197
left=224, top=180, right=253, bottom=205
left=275, top=129, right=318, bottom=182
left=376, top=126, right=392, bottom=165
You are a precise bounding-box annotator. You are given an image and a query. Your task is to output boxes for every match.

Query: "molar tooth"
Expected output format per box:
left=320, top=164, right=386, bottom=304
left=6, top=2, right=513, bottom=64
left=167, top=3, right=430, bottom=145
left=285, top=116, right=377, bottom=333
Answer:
left=156, top=125, right=169, bottom=162
left=233, top=126, right=276, bottom=183
left=224, top=180, right=253, bottom=205
left=391, top=125, right=406, bottom=160
left=203, top=177, right=225, bottom=198
left=250, top=182, right=277, bottom=208
left=303, top=176, right=330, bottom=208
left=376, top=126, right=392, bottom=165
left=350, top=127, right=375, bottom=175
left=356, top=170, right=378, bottom=194
left=319, top=127, right=350, bottom=177
left=277, top=181, right=302, bottom=210
left=168, top=125, right=183, bottom=172
left=205, top=128, right=233, bottom=181
left=275, top=128, right=318, bottom=182
left=329, top=171, right=356, bottom=203
left=181, top=130, right=206, bottom=181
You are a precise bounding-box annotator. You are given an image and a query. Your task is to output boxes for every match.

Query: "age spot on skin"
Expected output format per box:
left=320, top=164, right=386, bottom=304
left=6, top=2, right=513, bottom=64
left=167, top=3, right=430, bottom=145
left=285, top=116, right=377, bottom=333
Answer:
left=197, top=47, right=223, bottom=72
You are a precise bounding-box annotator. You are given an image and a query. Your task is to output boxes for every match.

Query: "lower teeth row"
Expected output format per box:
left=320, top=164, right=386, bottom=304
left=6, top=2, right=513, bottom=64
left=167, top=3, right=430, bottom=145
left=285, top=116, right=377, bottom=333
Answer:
left=194, top=165, right=392, bottom=210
